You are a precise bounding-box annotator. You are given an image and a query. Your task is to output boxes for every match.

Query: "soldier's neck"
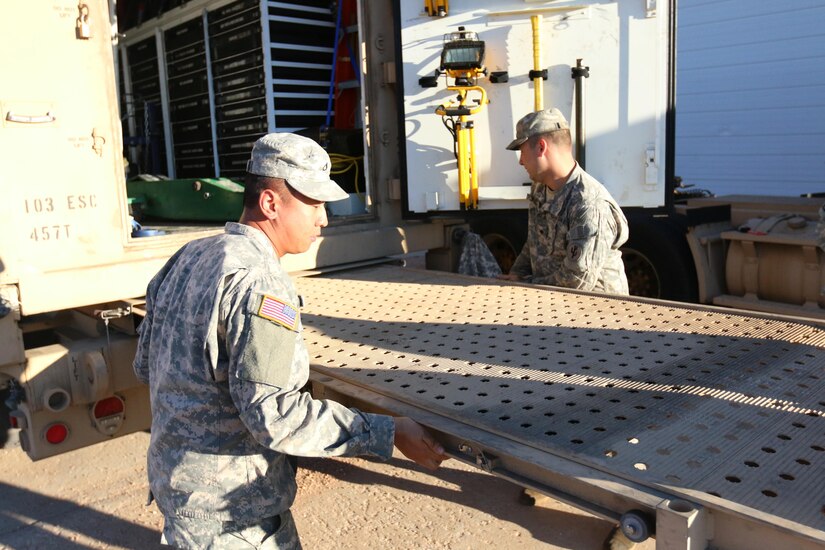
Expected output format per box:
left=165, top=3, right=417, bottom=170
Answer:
left=544, top=160, right=577, bottom=192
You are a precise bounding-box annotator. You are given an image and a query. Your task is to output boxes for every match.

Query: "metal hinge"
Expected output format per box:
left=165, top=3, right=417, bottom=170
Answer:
left=382, top=61, right=396, bottom=85
left=645, top=0, right=657, bottom=18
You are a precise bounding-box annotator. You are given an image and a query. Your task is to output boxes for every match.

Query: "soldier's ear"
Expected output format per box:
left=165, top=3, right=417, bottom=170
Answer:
left=259, top=188, right=279, bottom=220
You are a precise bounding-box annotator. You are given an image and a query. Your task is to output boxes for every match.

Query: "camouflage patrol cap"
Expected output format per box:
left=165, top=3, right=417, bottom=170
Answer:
left=505, top=108, right=570, bottom=150
left=246, top=133, right=348, bottom=202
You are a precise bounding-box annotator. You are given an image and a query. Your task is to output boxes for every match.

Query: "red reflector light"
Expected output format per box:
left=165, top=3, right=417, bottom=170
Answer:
left=93, top=396, right=125, bottom=418
left=45, top=423, right=69, bottom=445
left=9, top=415, right=17, bottom=429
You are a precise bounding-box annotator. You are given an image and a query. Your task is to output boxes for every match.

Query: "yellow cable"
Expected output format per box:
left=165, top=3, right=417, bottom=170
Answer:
left=328, top=153, right=363, bottom=199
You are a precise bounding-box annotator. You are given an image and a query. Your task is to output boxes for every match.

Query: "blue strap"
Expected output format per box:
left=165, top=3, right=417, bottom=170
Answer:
left=325, top=0, right=344, bottom=129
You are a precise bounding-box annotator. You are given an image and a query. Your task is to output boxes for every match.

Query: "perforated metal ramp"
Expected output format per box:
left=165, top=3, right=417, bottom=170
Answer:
left=295, top=266, right=825, bottom=546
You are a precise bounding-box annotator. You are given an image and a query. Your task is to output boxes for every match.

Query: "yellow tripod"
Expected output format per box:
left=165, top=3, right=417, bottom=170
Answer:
left=436, top=85, right=488, bottom=209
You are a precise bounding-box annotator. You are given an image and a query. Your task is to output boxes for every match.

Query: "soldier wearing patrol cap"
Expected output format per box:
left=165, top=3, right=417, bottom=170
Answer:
left=499, top=108, right=630, bottom=295
left=134, top=133, right=448, bottom=549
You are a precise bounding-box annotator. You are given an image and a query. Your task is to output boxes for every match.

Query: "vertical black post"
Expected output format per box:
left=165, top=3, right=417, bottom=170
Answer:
left=571, top=58, right=590, bottom=169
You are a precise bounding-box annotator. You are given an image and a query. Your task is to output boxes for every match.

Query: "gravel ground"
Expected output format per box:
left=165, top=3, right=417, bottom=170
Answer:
left=0, top=431, right=649, bottom=549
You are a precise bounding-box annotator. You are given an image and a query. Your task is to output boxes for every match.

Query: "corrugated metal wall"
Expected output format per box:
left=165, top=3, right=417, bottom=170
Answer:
left=676, top=0, right=825, bottom=197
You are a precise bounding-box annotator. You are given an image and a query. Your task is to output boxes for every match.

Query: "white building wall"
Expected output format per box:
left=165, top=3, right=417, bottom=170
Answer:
left=675, top=0, right=825, bottom=196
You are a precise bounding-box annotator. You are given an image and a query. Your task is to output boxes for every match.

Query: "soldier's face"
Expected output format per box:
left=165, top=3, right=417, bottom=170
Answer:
left=518, top=140, right=541, bottom=181
left=275, top=186, right=328, bottom=255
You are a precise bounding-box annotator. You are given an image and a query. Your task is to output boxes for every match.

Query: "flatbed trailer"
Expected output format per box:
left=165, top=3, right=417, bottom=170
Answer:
left=296, top=265, right=825, bottom=549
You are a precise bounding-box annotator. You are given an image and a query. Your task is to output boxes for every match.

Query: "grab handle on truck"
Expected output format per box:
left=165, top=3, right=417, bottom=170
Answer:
left=5, top=111, right=56, bottom=124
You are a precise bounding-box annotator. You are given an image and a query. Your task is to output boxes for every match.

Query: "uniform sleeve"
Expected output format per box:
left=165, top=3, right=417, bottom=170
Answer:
left=133, top=315, right=151, bottom=385
left=133, top=247, right=186, bottom=385
left=509, top=242, right=533, bottom=279
left=133, top=273, right=161, bottom=385
left=551, top=200, right=618, bottom=291
left=222, top=280, right=395, bottom=460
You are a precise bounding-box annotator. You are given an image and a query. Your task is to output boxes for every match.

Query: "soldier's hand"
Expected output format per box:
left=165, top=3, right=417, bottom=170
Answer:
left=497, top=273, right=522, bottom=281
left=393, top=417, right=449, bottom=471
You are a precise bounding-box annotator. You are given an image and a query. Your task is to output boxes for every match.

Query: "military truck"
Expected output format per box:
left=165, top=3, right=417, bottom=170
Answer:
left=109, top=0, right=825, bottom=320
left=1, top=1, right=823, bottom=548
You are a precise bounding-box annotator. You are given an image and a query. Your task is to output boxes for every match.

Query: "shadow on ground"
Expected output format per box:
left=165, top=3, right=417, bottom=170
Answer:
left=0, top=482, right=161, bottom=549
left=298, top=455, right=616, bottom=550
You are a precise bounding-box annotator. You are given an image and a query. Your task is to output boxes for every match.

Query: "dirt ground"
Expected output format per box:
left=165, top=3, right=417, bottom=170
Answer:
left=0, top=431, right=653, bottom=549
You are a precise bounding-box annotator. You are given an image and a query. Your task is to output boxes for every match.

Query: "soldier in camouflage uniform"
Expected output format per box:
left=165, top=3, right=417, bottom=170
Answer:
left=500, top=108, right=629, bottom=295
left=134, top=133, right=447, bottom=549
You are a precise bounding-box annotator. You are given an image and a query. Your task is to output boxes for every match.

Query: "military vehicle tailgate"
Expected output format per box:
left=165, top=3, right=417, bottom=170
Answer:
left=295, top=265, right=825, bottom=549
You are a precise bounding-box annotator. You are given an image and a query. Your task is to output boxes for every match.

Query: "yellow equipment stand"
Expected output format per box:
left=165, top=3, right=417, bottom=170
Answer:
left=424, top=0, right=448, bottom=17
left=531, top=15, right=543, bottom=111
left=436, top=85, right=488, bottom=209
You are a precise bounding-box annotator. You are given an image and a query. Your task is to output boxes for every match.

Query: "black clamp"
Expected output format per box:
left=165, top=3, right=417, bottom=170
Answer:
left=441, top=107, right=472, bottom=116
left=419, top=70, right=441, bottom=88
left=528, top=69, right=548, bottom=80
left=571, top=65, right=590, bottom=79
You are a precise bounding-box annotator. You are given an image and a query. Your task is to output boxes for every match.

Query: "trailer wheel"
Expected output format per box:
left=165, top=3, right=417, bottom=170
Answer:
left=0, top=387, right=17, bottom=449
left=619, top=509, right=654, bottom=543
left=622, top=215, right=698, bottom=303
left=470, top=217, right=526, bottom=275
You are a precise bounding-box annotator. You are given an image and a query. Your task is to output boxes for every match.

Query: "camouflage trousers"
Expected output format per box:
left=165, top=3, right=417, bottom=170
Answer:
left=161, top=509, right=301, bottom=549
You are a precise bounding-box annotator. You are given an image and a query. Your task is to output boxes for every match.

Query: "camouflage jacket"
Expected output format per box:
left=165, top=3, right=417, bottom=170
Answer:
left=458, top=231, right=502, bottom=278
left=510, top=164, right=629, bottom=294
left=134, top=222, right=394, bottom=523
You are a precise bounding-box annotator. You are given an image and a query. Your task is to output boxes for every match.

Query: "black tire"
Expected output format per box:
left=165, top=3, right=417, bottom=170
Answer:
left=469, top=215, right=527, bottom=275
left=0, top=387, right=18, bottom=448
left=622, top=214, right=698, bottom=303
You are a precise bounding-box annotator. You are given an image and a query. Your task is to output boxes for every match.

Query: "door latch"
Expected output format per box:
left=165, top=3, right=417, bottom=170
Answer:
left=645, top=147, right=658, bottom=186
left=76, top=3, right=91, bottom=39
left=92, top=128, right=106, bottom=157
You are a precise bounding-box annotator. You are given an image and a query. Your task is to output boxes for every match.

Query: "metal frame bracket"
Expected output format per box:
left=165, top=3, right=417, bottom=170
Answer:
left=655, top=499, right=709, bottom=550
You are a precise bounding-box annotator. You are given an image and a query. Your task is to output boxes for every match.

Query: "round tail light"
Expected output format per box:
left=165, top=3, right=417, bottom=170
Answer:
left=44, top=423, right=69, bottom=445
left=91, top=395, right=126, bottom=435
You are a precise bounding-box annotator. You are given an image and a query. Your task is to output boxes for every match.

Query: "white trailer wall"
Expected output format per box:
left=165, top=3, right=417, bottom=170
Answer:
left=675, top=1, right=825, bottom=197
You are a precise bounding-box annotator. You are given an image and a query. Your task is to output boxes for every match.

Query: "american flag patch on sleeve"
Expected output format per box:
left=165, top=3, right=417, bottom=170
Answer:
left=256, top=294, right=299, bottom=331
